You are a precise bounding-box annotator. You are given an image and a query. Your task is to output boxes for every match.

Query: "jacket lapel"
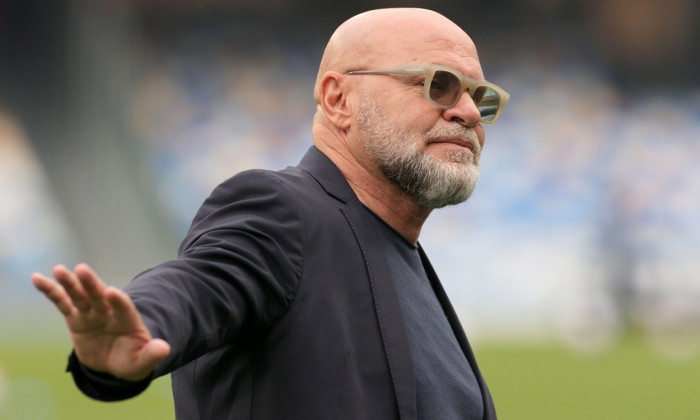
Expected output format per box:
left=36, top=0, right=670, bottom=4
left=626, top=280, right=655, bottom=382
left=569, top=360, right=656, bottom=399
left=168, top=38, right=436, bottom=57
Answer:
left=298, top=146, right=496, bottom=419
left=339, top=203, right=418, bottom=420
left=299, top=147, right=418, bottom=419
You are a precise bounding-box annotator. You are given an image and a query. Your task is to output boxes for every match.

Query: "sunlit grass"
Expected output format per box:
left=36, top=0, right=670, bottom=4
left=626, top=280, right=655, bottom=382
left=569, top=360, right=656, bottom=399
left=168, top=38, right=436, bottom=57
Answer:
left=0, top=339, right=173, bottom=420
left=1, top=333, right=698, bottom=419
left=476, top=333, right=700, bottom=420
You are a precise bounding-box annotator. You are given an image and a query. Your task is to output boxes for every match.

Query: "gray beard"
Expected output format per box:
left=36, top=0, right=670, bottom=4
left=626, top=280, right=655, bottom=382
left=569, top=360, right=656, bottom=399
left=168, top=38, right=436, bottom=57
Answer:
left=357, top=98, right=481, bottom=209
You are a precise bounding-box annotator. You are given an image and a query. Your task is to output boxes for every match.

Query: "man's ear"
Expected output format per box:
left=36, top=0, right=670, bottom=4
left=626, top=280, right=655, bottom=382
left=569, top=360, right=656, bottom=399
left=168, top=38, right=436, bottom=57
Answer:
left=317, top=71, right=352, bottom=130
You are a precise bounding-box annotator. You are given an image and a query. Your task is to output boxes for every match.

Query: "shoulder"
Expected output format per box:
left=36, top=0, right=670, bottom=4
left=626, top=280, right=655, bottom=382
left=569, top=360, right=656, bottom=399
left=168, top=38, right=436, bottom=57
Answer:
left=180, top=167, right=322, bottom=251
left=209, top=167, right=318, bottom=205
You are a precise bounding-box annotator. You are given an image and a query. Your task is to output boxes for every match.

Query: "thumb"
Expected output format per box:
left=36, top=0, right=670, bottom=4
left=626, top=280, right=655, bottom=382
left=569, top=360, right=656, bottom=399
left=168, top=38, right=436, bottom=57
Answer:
left=117, top=338, right=171, bottom=382
left=139, top=338, right=171, bottom=370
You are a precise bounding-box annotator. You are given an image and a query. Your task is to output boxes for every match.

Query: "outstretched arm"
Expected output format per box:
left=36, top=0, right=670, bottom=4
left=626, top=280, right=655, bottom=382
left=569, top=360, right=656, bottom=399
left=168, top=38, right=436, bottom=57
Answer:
left=31, top=263, right=171, bottom=382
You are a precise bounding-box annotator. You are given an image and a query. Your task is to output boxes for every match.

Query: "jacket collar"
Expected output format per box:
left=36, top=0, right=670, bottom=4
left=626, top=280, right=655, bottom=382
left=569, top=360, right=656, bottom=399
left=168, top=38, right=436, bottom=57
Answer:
left=296, top=146, right=358, bottom=204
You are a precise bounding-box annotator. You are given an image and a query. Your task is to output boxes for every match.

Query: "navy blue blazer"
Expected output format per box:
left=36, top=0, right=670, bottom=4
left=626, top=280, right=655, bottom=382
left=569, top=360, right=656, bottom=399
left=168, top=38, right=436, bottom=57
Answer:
left=70, top=146, right=496, bottom=419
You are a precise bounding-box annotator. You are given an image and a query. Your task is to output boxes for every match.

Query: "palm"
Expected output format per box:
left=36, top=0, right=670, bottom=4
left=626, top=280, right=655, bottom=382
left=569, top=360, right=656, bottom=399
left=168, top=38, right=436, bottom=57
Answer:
left=32, top=264, right=170, bottom=381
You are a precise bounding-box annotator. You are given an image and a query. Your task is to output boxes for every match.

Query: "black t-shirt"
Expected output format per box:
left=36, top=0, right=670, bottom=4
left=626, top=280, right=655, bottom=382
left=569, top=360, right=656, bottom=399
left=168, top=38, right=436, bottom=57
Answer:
left=366, top=208, right=484, bottom=420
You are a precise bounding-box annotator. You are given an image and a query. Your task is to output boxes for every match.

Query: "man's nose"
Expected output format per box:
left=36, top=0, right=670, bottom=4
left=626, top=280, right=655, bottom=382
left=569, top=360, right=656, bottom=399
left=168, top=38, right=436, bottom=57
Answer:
left=442, top=91, right=481, bottom=127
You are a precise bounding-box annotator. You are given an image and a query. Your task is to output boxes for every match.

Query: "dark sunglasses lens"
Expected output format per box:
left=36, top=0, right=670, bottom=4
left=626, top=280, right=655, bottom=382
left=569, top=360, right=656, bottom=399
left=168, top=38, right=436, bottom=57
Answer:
left=429, top=70, right=462, bottom=106
left=472, top=86, right=500, bottom=122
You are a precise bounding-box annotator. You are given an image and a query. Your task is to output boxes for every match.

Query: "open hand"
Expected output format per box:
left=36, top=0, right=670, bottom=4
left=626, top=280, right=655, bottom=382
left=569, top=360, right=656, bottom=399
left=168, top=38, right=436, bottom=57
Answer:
left=31, top=264, right=170, bottom=381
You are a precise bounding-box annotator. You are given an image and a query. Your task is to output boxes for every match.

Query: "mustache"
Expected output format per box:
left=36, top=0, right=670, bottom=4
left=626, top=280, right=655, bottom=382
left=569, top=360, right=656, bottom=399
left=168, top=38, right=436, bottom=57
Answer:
left=425, top=125, right=481, bottom=156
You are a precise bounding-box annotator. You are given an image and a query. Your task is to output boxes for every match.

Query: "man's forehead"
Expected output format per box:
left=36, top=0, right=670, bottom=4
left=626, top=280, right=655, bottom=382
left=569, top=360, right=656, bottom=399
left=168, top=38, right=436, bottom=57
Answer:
left=419, top=37, right=478, bottom=60
left=382, top=35, right=481, bottom=75
left=373, top=21, right=473, bottom=53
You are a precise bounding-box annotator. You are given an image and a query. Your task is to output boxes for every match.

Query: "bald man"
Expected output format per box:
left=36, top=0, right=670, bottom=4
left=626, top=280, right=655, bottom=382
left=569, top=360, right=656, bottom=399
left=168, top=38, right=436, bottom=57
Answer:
left=33, top=8, right=508, bottom=420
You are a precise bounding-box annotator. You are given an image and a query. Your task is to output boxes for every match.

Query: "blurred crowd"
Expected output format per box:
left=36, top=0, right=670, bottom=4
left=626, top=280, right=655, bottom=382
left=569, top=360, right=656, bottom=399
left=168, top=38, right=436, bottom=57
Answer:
left=1, top=0, right=699, bottom=354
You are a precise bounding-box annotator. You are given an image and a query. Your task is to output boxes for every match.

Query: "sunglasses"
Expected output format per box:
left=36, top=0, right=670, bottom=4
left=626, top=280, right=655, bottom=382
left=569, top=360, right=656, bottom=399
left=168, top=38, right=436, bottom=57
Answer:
left=346, top=64, right=510, bottom=124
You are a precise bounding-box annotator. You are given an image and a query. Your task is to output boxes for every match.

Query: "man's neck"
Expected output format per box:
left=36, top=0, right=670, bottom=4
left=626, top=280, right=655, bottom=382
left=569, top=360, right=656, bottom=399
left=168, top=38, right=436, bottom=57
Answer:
left=349, top=179, right=430, bottom=245
left=314, top=136, right=430, bottom=244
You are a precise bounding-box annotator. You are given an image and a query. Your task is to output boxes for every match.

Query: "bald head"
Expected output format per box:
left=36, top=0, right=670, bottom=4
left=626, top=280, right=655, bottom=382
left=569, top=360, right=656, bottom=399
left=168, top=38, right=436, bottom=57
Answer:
left=309, top=9, right=491, bottom=240
left=313, top=8, right=481, bottom=103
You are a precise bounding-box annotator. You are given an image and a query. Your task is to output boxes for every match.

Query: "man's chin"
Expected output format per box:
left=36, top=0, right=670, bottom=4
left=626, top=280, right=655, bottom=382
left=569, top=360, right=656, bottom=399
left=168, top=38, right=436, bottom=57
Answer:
left=444, top=149, right=478, bottom=166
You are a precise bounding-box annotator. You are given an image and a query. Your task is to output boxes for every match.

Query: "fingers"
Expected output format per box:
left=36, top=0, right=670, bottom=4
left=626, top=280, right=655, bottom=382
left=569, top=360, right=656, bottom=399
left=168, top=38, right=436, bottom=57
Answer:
left=104, top=286, right=139, bottom=323
left=74, top=263, right=109, bottom=313
left=33, top=263, right=112, bottom=315
left=53, top=264, right=91, bottom=312
left=31, top=272, right=75, bottom=317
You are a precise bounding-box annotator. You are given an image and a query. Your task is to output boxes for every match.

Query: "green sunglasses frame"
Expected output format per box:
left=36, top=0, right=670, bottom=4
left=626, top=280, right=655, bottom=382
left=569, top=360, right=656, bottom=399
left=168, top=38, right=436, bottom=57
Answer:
left=346, top=63, right=510, bottom=124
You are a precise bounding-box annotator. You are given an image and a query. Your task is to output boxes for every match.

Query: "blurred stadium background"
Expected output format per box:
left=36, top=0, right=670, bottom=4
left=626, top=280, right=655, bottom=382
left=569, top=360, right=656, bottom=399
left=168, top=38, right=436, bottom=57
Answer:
left=1, top=0, right=699, bottom=418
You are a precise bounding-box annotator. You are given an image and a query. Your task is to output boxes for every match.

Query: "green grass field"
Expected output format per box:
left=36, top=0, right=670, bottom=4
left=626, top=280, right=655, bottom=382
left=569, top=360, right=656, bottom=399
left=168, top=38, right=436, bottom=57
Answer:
left=478, top=335, right=700, bottom=419
left=1, top=335, right=698, bottom=419
left=0, top=339, right=174, bottom=420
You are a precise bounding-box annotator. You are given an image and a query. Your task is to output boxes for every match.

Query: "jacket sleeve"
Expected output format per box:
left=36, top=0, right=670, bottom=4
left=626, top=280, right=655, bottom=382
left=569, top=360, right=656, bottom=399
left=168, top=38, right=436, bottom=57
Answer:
left=69, top=169, right=305, bottom=400
left=66, top=351, right=153, bottom=401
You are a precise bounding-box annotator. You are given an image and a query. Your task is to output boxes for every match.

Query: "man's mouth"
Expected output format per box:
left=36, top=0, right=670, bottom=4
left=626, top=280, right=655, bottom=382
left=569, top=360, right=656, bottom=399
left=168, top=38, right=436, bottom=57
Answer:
left=427, top=136, right=480, bottom=157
